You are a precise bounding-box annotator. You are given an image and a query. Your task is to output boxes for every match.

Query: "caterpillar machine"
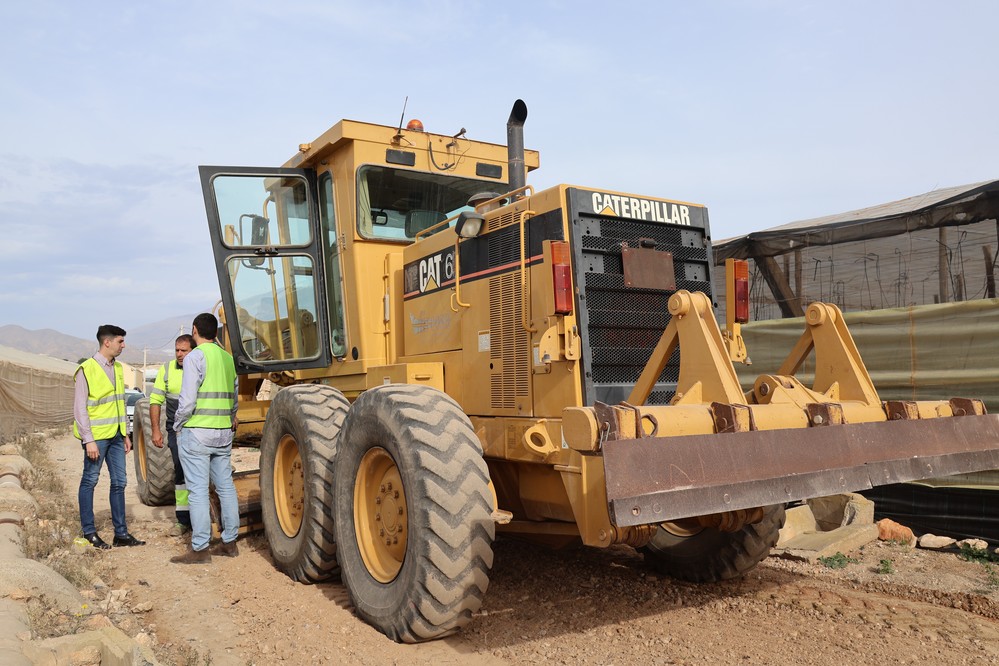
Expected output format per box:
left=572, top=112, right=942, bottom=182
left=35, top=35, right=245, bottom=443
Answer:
left=137, top=100, right=999, bottom=642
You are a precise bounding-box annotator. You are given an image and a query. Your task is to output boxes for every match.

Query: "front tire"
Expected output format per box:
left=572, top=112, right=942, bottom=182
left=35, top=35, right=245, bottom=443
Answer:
left=641, top=504, right=785, bottom=582
left=260, top=384, right=349, bottom=582
left=333, top=384, right=494, bottom=643
left=132, top=398, right=175, bottom=506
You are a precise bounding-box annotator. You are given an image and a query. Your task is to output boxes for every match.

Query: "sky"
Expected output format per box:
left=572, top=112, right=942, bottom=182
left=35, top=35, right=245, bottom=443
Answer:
left=2, top=1, right=998, bottom=339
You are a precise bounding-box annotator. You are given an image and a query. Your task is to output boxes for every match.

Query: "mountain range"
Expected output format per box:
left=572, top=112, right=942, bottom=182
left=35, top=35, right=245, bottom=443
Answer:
left=0, top=314, right=197, bottom=367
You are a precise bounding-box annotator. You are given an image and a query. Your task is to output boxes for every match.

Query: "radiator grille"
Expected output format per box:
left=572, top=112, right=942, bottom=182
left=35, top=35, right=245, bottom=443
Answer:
left=568, top=192, right=713, bottom=406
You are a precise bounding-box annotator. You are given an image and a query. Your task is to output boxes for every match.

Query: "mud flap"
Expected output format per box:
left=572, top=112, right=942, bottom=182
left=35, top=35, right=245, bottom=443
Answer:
left=604, top=414, right=999, bottom=527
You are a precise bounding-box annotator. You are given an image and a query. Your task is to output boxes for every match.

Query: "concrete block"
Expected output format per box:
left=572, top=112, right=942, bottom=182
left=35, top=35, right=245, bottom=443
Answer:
left=0, top=559, right=84, bottom=613
left=0, top=486, right=38, bottom=519
left=0, top=523, right=24, bottom=560
left=775, top=523, right=879, bottom=562
left=776, top=504, right=817, bottom=547
left=0, top=456, right=32, bottom=479
left=807, top=492, right=873, bottom=530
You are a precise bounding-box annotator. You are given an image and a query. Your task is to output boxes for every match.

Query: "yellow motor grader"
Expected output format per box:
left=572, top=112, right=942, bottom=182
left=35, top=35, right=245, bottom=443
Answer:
left=135, top=100, right=999, bottom=642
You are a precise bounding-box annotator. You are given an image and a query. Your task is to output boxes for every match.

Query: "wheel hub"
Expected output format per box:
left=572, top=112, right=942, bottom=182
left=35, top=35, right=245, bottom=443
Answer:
left=354, top=447, right=408, bottom=583
left=275, top=434, right=305, bottom=537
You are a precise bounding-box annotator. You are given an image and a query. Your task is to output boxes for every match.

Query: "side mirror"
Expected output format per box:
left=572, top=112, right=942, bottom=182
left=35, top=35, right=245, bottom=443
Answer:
left=239, top=214, right=269, bottom=268
left=372, top=210, right=389, bottom=226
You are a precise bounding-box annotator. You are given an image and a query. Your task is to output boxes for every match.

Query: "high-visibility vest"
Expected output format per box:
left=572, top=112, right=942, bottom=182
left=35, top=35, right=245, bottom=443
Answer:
left=150, top=360, right=184, bottom=427
left=185, top=342, right=236, bottom=429
left=73, top=358, right=127, bottom=440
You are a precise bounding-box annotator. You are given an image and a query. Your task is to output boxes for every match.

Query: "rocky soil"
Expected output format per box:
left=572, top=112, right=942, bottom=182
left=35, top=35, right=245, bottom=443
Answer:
left=44, top=433, right=999, bottom=665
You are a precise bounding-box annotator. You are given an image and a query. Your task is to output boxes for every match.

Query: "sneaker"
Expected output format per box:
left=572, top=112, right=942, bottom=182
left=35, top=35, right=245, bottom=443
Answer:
left=170, top=547, right=211, bottom=564
left=168, top=523, right=191, bottom=537
left=211, top=540, right=239, bottom=557
left=84, top=533, right=111, bottom=550
left=112, top=534, right=146, bottom=547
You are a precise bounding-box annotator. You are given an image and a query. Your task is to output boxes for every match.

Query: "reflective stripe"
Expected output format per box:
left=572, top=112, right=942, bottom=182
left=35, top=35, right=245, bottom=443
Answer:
left=88, top=393, right=123, bottom=407
left=90, top=416, right=127, bottom=426
left=166, top=392, right=180, bottom=399
left=150, top=387, right=166, bottom=397
left=196, top=391, right=235, bottom=399
left=192, top=408, right=234, bottom=417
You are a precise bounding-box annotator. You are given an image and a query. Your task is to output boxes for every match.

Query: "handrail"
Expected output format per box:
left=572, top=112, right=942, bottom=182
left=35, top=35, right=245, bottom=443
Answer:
left=519, top=210, right=537, bottom=332
left=451, top=236, right=471, bottom=312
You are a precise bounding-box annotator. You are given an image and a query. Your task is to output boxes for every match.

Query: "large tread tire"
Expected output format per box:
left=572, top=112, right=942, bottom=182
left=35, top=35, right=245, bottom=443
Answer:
left=132, top=398, right=175, bottom=506
left=333, top=384, right=494, bottom=643
left=260, top=384, right=349, bottom=583
left=641, top=504, right=785, bottom=583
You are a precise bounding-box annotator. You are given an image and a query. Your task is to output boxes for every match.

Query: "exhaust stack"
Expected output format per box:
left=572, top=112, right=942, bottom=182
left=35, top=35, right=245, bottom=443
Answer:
left=507, top=100, right=528, bottom=198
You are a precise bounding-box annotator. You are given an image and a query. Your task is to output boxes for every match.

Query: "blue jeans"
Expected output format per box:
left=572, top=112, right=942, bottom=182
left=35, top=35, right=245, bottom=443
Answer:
left=78, top=432, right=128, bottom=537
left=177, top=428, right=239, bottom=551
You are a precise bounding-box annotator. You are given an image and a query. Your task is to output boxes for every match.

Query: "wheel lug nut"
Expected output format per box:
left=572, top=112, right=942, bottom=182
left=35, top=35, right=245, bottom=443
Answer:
left=375, top=497, right=381, bottom=505
left=380, top=484, right=386, bottom=493
left=375, top=513, right=381, bottom=521
left=394, top=490, right=399, bottom=499
left=398, top=507, right=403, bottom=515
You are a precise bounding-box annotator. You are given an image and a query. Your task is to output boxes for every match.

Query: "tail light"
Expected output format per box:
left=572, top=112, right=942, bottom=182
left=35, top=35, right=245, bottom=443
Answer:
left=733, top=259, right=749, bottom=324
left=552, top=241, right=573, bottom=315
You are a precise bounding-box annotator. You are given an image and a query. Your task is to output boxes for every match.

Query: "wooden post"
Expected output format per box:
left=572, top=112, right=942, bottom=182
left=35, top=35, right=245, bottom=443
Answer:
left=938, top=227, right=949, bottom=303
left=794, top=249, right=803, bottom=311
left=984, top=244, right=996, bottom=299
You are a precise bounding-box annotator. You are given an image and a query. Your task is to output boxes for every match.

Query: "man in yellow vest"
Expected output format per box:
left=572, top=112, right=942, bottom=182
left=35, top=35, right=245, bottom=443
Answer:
left=170, top=313, right=240, bottom=563
left=150, top=333, right=195, bottom=536
left=74, top=324, right=145, bottom=549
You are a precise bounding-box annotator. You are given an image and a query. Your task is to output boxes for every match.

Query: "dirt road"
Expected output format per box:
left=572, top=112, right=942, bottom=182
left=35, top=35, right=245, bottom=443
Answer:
left=47, top=433, right=999, bottom=665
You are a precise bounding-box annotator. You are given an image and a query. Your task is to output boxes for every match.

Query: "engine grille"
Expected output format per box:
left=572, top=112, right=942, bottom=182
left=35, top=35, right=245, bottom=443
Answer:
left=566, top=188, right=714, bottom=405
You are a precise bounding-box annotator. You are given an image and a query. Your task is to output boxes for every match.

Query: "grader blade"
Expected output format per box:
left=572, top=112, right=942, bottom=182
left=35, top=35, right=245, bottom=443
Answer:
left=604, top=414, right=999, bottom=528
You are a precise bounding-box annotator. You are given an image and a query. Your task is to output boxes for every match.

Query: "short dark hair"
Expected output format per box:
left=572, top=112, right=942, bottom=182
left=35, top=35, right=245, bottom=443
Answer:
left=176, top=334, right=196, bottom=349
left=96, top=324, right=126, bottom=345
left=192, top=313, right=219, bottom=341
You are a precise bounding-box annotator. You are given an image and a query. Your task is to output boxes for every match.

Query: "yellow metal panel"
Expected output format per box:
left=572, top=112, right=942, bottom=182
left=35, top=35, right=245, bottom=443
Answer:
left=364, top=363, right=444, bottom=392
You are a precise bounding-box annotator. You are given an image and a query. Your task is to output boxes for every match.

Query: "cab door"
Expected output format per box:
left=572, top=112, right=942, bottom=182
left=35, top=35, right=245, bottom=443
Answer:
left=199, top=166, right=332, bottom=374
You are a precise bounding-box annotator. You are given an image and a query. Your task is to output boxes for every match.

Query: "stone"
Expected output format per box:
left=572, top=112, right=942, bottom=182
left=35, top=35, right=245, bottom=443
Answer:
left=0, top=445, right=20, bottom=456
left=956, top=538, right=989, bottom=552
left=917, top=533, right=957, bottom=550
left=0, top=559, right=84, bottom=612
left=0, top=485, right=38, bottom=518
left=877, top=518, right=916, bottom=546
left=0, top=455, right=32, bottom=478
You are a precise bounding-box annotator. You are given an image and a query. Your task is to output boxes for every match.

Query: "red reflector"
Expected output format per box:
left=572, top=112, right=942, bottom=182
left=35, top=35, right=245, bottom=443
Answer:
left=734, top=278, right=749, bottom=323
left=554, top=265, right=572, bottom=314
left=552, top=241, right=572, bottom=314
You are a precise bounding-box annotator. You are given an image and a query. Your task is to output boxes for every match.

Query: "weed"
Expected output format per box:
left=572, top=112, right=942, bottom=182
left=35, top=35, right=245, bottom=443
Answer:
left=957, top=543, right=998, bottom=563
left=818, top=552, right=858, bottom=569
left=25, top=597, right=92, bottom=639
left=983, top=563, right=999, bottom=590
left=876, top=558, right=895, bottom=574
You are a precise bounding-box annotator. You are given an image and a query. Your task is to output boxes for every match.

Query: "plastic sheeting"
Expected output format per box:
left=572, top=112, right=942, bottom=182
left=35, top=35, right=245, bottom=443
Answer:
left=736, top=298, right=999, bottom=418
left=0, top=345, right=76, bottom=439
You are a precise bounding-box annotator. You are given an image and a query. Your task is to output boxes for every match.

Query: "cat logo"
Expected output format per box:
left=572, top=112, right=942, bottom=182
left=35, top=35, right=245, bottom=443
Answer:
left=591, top=192, right=691, bottom=225
left=418, top=248, right=455, bottom=293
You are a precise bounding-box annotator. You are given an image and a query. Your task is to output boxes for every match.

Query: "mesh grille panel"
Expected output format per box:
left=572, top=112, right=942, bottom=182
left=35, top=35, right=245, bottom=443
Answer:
left=489, top=273, right=529, bottom=409
left=571, top=203, right=712, bottom=405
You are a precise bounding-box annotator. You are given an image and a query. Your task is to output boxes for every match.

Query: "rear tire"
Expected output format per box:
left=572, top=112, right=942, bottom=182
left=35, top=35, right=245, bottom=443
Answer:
left=260, top=384, right=349, bottom=583
left=333, top=384, right=494, bottom=643
left=641, top=504, right=785, bottom=582
left=132, top=398, right=175, bottom=506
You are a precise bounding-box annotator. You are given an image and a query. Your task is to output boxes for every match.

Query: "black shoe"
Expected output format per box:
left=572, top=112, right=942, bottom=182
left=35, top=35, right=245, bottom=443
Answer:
left=84, top=533, right=111, bottom=550
left=113, top=533, right=146, bottom=547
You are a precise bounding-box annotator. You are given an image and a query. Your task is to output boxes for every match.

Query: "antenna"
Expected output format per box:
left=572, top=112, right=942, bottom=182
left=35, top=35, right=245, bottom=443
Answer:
left=392, top=96, right=409, bottom=144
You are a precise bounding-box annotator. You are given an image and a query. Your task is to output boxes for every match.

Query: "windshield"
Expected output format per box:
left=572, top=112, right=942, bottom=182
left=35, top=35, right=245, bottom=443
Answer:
left=126, top=392, right=144, bottom=407
left=357, top=165, right=504, bottom=241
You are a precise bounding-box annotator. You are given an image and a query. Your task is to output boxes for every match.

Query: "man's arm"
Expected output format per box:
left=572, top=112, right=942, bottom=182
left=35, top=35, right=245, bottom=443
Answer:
left=174, top=350, right=205, bottom=432
left=149, top=365, right=167, bottom=447
left=74, top=369, right=102, bottom=461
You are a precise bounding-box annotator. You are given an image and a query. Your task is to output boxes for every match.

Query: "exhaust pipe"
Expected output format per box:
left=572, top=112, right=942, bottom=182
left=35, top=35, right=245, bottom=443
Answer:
left=507, top=100, right=528, bottom=198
